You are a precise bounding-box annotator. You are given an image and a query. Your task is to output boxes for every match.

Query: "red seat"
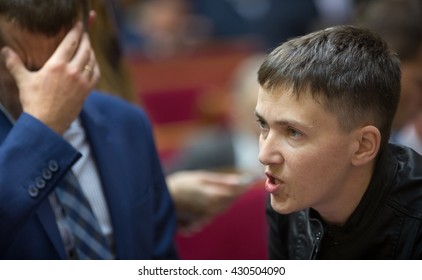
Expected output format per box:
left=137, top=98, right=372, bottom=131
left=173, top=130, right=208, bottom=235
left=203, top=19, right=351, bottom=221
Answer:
left=175, top=182, right=268, bottom=260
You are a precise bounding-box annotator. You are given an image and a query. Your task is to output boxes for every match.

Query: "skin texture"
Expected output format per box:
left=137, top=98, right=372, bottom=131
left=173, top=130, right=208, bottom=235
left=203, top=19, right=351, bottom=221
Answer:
left=0, top=16, right=99, bottom=134
left=255, top=86, right=379, bottom=226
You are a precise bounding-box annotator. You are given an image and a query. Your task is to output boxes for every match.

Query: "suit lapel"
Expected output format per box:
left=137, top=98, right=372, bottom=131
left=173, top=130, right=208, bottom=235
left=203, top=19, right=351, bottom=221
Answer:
left=79, top=95, right=132, bottom=259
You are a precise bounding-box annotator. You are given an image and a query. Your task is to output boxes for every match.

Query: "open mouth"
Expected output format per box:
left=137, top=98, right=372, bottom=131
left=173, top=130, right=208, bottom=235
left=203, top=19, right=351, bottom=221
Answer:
left=264, top=172, right=284, bottom=193
left=265, top=172, right=283, bottom=184
left=266, top=173, right=276, bottom=184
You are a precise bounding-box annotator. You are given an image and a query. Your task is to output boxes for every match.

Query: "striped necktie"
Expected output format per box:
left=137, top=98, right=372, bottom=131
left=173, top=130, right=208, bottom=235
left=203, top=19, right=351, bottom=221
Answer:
left=56, top=172, right=114, bottom=259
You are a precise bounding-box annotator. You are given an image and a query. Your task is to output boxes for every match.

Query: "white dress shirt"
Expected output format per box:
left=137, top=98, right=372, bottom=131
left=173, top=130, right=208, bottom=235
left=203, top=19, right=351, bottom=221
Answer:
left=63, top=118, right=113, bottom=237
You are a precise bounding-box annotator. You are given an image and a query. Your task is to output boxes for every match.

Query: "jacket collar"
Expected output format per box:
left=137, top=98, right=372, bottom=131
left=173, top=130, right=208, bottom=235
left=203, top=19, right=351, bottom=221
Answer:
left=79, top=92, right=133, bottom=259
left=317, top=145, right=398, bottom=242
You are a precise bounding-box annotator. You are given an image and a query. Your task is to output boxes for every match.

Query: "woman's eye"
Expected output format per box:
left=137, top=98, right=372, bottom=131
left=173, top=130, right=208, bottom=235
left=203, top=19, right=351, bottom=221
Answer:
left=287, top=127, right=303, bottom=138
left=256, top=119, right=266, bottom=129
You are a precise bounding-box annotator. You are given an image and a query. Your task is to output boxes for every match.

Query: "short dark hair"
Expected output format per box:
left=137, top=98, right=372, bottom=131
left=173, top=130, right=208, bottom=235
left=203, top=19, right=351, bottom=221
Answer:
left=258, top=25, right=401, bottom=149
left=354, top=0, right=422, bottom=62
left=0, top=0, right=89, bottom=36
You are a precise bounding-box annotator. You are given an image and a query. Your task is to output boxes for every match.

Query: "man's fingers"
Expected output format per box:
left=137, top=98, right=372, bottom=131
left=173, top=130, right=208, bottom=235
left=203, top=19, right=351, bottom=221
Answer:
left=200, top=172, right=245, bottom=187
left=83, top=50, right=100, bottom=87
left=49, top=21, right=83, bottom=62
left=70, top=32, right=100, bottom=87
left=70, top=32, right=91, bottom=71
left=1, top=46, right=27, bottom=82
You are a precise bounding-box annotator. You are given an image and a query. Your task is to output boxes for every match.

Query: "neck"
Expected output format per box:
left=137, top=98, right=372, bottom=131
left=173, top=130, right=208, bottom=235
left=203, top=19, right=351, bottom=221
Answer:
left=314, top=162, right=375, bottom=227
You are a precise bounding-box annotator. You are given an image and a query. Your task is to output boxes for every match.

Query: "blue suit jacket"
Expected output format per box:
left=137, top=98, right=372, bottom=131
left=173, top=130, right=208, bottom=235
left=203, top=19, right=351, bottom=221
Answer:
left=0, top=92, right=178, bottom=259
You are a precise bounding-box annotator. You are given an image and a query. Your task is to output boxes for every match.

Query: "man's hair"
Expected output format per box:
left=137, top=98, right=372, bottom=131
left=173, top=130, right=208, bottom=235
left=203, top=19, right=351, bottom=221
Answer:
left=0, top=0, right=89, bottom=36
left=258, top=25, right=401, bottom=149
left=354, top=0, right=422, bottom=62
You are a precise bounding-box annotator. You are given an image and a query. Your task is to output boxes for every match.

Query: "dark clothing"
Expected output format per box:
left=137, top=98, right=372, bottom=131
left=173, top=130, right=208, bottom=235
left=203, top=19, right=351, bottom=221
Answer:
left=192, top=0, right=319, bottom=49
left=0, top=92, right=177, bottom=259
left=267, top=144, right=422, bottom=259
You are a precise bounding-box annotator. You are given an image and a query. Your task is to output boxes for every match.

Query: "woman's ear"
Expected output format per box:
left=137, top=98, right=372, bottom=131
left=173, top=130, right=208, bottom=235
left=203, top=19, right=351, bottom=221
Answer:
left=351, top=125, right=381, bottom=166
left=87, top=10, right=96, bottom=29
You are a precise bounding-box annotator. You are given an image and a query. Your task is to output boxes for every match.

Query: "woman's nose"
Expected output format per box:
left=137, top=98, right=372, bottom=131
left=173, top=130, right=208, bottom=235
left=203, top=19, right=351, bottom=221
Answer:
left=258, top=133, right=284, bottom=166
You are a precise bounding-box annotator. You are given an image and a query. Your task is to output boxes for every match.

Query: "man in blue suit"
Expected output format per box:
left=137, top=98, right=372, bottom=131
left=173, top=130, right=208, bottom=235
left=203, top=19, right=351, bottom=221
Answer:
left=0, top=0, right=177, bottom=259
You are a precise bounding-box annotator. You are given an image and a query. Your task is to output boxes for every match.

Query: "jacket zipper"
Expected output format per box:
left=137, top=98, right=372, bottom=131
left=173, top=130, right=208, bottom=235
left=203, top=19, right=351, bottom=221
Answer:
left=309, top=231, right=323, bottom=259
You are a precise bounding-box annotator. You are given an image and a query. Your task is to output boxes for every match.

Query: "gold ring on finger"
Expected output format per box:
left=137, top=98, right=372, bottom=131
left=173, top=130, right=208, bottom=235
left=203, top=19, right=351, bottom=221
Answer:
left=83, top=64, right=93, bottom=73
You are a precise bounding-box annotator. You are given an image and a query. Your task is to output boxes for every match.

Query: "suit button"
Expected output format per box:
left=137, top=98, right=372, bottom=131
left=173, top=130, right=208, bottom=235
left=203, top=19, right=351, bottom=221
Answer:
left=35, top=177, right=46, bottom=189
left=48, top=160, right=59, bottom=172
left=28, top=185, right=39, bottom=197
left=42, top=168, right=52, bottom=180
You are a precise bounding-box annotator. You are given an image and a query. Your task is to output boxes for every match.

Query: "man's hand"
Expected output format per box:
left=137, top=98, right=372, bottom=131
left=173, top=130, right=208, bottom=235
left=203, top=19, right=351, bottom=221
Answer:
left=166, top=170, right=258, bottom=234
left=1, top=22, right=100, bottom=134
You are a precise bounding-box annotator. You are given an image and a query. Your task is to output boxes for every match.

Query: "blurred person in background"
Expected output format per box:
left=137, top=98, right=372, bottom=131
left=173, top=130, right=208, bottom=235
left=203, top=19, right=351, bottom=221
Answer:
left=396, top=112, right=422, bottom=155
left=118, top=0, right=320, bottom=56
left=354, top=0, right=422, bottom=155
left=312, top=0, right=353, bottom=29
left=120, top=0, right=211, bottom=59
left=190, top=0, right=319, bottom=50
left=165, top=54, right=265, bottom=175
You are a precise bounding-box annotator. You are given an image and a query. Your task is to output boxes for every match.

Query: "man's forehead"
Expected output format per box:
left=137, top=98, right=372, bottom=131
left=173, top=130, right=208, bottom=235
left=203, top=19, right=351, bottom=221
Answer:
left=0, top=18, right=67, bottom=70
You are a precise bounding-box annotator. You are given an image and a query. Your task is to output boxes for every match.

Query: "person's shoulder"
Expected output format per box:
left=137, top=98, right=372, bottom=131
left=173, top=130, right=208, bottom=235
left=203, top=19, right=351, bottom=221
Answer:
left=387, top=144, right=422, bottom=218
left=85, top=90, right=148, bottom=119
left=390, top=144, right=422, bottom=172
left=86, top=90, right=138, bottom=109
left=83, top=91, right=154, bottom=134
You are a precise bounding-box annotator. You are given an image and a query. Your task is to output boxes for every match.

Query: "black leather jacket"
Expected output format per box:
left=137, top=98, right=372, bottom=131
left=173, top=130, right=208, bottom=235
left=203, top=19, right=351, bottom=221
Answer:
left=267, top=144, right=422, bottom=259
